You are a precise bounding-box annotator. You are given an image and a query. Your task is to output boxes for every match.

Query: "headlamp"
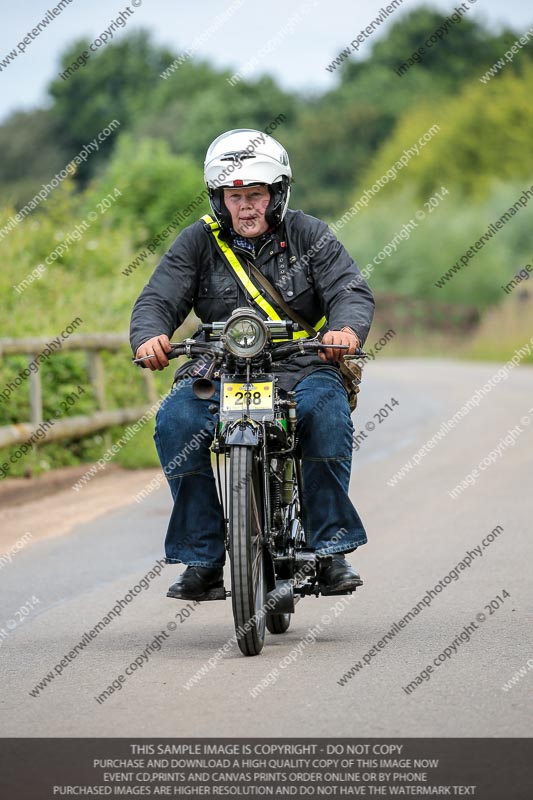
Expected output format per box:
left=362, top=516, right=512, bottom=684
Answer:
left=223, top=309, right=269, bottom=358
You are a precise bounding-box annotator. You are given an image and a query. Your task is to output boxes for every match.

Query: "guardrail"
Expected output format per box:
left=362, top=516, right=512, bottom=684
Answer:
left=0, top=334, right=156, bottom=449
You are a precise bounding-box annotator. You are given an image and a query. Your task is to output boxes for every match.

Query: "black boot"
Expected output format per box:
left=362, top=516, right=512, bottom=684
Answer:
left=167, top=566, right=224, bottom=600
left=318, top=554, right=363, bottom=593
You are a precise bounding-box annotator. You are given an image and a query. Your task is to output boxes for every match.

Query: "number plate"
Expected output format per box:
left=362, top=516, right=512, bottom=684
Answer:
left=221, top=381, right=274, bottom=413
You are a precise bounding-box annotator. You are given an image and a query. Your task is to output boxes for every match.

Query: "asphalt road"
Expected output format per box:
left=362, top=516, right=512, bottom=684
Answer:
left=1, top=358, right=532, bottom=737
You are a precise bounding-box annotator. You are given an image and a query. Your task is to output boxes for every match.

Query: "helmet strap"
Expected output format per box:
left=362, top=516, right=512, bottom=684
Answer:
left=265, top=178, right=290, bottom=229
left=208, top=187, right=233, bottom=230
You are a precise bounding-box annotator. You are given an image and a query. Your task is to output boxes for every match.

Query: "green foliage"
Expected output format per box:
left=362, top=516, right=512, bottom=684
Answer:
left=338, top=180, right=533, bottom=313
left=352, top=8, right=519, bottom=87
left=164, top=77, right=296, bottom=162
left=285, top=95, right=392, bottom=218
left=0, top=109, right=66, bottom=207
left=0, top=344, right=171, bottom=477
left=2, top=11, right=529, bottom=218
left=1, top=185, right=134, bottom=334
left=2, top=9, right=533, bottom=475
left=114, top=422, right=160, bottom=469
left=0, top=169, right=178, bottom=476
left=85, top=135, right=206, bottom=246
left=361, top=65, right=533, bottom=201
left=49, top=32, right=173, bottom=174
left=288, top=7, right=523, bottom=213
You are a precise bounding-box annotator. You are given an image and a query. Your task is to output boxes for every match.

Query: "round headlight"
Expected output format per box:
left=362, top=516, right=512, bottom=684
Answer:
left=223, top=310, right=268, bottom=358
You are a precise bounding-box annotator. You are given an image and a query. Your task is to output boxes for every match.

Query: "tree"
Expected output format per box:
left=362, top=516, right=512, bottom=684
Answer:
left=143, top=73, right=298, bottom=163
left=360, top=64, right=533, bottom=200
left=0, top=108, right=66, bottom=206
left=288, top=8, right=524, bottom=215
left=49, top=32, right=174, bottom=180
left=88, top=134, right=206, bottom=246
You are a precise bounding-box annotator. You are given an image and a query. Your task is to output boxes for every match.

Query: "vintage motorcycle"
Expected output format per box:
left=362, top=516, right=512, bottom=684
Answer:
left=135, top=308, right=366, bottom=656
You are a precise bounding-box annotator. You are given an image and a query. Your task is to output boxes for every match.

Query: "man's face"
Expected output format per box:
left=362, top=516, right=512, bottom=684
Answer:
left=223, top=185, right=270, bottom=237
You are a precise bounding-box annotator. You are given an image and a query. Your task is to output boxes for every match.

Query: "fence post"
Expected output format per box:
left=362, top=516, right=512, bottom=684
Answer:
left=29, top=354, right=42, bottom=426
left=142, top=369, right=157, bottom=405
left=89, top=351, right=106, bottom=410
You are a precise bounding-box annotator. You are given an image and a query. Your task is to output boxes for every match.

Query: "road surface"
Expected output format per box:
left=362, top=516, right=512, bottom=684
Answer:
left=1, top=358, right=532, bottom=737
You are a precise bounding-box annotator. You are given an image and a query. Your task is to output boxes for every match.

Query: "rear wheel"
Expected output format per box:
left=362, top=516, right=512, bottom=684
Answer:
left=266, top=613, right=291, bottom=634
left=229, top=446, right=266, bottom=656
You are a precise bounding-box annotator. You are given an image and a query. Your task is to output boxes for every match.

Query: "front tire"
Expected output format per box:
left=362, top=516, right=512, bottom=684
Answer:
left=229, top=446, right=266, bottom=656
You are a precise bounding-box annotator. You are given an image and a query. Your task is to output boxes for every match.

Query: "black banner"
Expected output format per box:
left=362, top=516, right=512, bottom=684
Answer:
left=0, top=739, right=531, bottom=799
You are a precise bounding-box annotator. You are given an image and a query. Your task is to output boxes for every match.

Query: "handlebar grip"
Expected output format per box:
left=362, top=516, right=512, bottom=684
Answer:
left=167, top=345, right=185, bottom=360
left=132, top=344, right=185, bottom=367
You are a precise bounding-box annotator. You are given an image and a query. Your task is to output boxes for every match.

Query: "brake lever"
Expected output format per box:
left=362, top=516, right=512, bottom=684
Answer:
left=132, top=354, right=156, bottom=364
left=311, top=343, right=368, bottom=357
left=132, top=344, right=186, bottom=366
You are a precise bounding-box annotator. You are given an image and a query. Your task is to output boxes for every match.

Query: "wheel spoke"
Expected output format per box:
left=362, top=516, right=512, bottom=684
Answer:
left=251, top=484, right=262, bottom=590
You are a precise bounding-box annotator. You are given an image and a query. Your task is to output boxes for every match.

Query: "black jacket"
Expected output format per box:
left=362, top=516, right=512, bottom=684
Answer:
left=130, top=209, right=375, bottom=391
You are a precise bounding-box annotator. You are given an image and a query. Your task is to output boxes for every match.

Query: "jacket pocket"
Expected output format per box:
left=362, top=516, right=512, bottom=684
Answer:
left=278, top=268, right=323, bottom=326
left=195, top=270, right=238, bottom=320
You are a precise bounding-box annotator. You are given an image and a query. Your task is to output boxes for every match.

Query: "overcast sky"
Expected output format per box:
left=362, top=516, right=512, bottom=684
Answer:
left=0, top=0, right=532, bottom=122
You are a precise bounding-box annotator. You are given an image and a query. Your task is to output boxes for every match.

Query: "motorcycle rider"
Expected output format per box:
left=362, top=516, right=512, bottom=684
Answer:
left=130, top=129, right=375, bottom=600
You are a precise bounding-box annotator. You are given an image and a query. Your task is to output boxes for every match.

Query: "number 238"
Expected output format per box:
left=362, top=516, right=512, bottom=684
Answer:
left=235, top=391, right=263, bottom=405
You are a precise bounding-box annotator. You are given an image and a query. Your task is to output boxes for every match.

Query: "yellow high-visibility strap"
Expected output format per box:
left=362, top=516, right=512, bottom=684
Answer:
left=202, top=214, right=282, bottom=322
left=202, top=214, right=326, bottom=340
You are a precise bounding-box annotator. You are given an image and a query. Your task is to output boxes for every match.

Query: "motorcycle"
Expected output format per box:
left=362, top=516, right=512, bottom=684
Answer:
left=134, top=308, right=366, bottom=656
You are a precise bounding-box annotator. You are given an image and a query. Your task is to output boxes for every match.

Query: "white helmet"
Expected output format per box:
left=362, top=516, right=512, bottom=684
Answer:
left=204, top=128, right=292, bottom=230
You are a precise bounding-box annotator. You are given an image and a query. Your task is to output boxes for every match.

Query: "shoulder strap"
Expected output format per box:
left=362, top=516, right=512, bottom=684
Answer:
left=247, top=262, right=317, bottom=338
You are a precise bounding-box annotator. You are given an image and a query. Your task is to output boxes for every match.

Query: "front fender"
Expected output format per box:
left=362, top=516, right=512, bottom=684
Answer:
left=222, top=419, right=261, bottom=447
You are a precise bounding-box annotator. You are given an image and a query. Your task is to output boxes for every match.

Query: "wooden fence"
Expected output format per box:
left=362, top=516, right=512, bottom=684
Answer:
left=374, top=292, right=481, bottom=333
left=0, top=334, right=156, bottom=449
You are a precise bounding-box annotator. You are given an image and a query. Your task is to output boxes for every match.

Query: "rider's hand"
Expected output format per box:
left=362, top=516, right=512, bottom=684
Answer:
left=319, top=327, right=360, bottom=363
left=135, top=335, right=172, bottom=370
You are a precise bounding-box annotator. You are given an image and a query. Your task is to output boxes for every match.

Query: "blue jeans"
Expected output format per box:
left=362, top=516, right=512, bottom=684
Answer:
left=154, top=368, right=368, bottom=567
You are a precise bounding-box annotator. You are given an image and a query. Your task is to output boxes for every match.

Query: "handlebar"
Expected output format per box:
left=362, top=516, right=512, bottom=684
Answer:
left=132, top=340, right=218, bottom=366
left=133, top=338, right=367, bottom=366
left=269, top=340, right=367, bottom=362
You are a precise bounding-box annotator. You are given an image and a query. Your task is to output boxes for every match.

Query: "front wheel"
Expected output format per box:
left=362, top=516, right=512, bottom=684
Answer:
left=229, top=446, right=266, bottom=656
